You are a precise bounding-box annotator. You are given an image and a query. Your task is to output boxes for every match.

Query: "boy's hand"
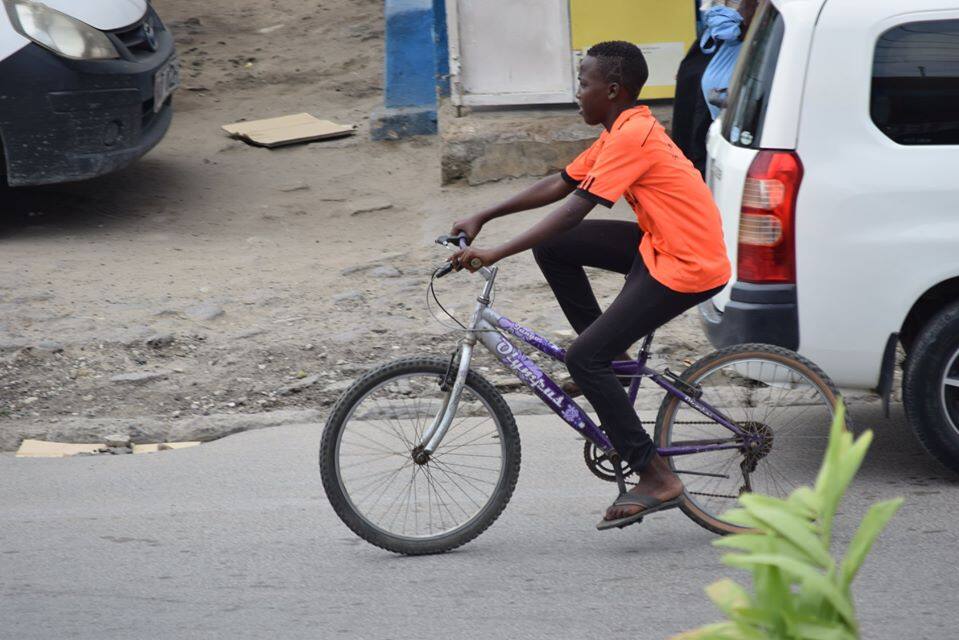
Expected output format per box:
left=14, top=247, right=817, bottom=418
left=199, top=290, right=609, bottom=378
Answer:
left=450, top=215, right=484, bottom=242
left=449, top=246, right=501, bottom=272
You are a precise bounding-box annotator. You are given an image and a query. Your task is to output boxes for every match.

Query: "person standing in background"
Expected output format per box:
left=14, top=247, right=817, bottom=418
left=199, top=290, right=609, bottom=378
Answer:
left=671, top=0, right=758, bottom=177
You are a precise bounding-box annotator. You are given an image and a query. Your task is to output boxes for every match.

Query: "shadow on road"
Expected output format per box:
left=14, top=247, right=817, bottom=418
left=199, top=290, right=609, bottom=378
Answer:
left=851, top=403, right=957, bottom=486
left=0, top=157, right=196, bottom=238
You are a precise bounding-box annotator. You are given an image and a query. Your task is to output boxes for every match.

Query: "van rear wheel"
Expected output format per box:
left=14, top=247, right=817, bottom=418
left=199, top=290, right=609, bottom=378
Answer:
left=903, top=301, right=959, bottom=474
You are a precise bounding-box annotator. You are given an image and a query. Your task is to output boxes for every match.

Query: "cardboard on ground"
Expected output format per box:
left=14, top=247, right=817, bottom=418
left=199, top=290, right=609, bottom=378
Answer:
left=222, top=113, right=356, bottom=147
left=132, top=442, right=201, bottom=454
left=16, top=440, right=105, bottom=458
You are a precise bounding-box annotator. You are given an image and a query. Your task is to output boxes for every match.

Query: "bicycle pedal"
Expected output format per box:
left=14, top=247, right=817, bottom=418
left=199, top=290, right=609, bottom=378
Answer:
left=663, top=369, right=702, bottom=399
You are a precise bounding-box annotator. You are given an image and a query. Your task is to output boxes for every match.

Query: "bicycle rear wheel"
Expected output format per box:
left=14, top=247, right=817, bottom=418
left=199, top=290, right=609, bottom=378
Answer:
left=654, top=344, right=841, bottom=535
left=320, top=356, right=520, bottom=555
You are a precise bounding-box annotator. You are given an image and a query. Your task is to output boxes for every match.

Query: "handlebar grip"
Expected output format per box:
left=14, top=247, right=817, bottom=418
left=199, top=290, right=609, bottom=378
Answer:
left=468, top=258, right=483, bottom=269
left=436, top=232, right=472, bottom=248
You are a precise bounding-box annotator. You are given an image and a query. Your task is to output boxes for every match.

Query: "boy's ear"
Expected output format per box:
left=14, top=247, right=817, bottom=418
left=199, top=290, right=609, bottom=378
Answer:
left=607, top=82, right=620, bottom=100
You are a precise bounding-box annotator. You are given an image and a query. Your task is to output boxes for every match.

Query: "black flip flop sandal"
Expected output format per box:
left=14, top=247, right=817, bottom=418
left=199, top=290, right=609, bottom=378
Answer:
left=595, top=493, right=682, bottom=531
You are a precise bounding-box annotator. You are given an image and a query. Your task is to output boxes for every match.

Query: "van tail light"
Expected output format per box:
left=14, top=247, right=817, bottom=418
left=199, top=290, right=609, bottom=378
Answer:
left=737, top=150, right=803, bottom=283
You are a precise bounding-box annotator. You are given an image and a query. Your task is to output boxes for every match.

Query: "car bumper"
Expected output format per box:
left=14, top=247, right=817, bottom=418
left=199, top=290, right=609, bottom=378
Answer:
left=699, top=282, right=800, bottom=351
left=0, top=29, right=176, bottom=187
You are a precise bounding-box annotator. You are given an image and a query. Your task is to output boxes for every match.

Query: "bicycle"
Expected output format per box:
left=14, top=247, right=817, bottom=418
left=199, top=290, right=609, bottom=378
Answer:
left=320, top=233, right=841, bottom=555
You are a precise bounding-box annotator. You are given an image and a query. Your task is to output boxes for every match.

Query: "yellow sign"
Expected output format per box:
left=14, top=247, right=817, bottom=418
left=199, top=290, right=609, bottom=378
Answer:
left=570, top=0, right=697, bottom=99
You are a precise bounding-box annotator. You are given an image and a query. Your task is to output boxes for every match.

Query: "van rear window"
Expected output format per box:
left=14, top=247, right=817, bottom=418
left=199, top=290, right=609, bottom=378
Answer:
left=721, top=2, right=785, bottom=148
left=871, top=19, right=959, bottom=145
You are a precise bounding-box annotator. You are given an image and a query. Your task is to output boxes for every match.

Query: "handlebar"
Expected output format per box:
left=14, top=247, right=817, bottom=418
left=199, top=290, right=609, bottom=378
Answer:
left=435, top=232, right=470, bottom=249
left=434, top=232, right=471, bottom=278
left=432, top=231, right=497, bottom=286
left=434, top=263, right=455, bottom=279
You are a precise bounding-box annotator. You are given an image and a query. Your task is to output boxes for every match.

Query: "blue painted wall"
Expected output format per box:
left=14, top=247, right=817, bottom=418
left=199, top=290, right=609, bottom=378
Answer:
left=433, top=0, right=450, bottom=97
left=384, top=0, right=436, bottom=109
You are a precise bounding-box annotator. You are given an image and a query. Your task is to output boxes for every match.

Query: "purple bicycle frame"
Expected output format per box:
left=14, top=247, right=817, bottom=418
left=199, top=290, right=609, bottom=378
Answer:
left=472, top=307, right=747, bottom=458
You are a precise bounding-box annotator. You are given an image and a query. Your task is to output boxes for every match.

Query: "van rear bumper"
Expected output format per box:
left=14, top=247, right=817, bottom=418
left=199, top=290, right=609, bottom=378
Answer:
left=699, top=282, right=799, bottom=350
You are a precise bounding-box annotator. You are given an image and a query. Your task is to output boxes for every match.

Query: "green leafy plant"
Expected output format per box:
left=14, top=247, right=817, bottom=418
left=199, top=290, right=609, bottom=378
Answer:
left=675, top=403, right=903, bottom=640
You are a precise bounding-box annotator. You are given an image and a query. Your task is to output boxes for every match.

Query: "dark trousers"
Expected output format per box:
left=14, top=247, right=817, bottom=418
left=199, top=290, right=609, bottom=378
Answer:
left=533, top=220, right=723, bottom=474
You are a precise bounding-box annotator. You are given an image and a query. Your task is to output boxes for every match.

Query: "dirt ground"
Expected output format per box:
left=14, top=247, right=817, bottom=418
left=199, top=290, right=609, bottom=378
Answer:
left=0, top=0, right=881, bottom=449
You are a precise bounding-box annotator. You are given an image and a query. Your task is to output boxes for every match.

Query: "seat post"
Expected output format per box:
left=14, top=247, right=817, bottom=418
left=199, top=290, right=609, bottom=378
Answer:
left=637, top=331, right=655, bottom=362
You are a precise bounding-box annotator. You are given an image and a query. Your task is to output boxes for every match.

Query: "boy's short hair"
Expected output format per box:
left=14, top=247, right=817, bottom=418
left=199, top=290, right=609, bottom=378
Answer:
left=585, top=41, right=649, bottom=98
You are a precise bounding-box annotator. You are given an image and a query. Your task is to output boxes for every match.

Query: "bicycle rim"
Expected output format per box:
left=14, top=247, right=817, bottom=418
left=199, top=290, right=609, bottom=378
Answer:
left=657, top=348, right=839, bottom=533
left=334, top=372, right=508, bottom=541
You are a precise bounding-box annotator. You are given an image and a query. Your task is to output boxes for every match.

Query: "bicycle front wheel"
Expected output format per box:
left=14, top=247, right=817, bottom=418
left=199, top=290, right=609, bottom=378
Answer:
left=654, top=344, right=841, bottom=535
left=320, top=357, right=520, bottom=555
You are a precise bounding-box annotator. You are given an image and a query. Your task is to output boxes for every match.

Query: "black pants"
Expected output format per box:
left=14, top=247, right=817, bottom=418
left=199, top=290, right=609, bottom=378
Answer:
left=533, top=220, right=723, bottom=474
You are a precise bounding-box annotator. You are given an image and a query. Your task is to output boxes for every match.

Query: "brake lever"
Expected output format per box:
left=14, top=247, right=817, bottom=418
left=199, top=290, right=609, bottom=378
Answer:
left=435, top=232, right=471, bottom=247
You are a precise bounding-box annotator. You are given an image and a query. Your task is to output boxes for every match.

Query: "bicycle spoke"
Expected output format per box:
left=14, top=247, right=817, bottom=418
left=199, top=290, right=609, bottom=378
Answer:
left=430, top=461, right=486, bottom=511
left=352, top=461, right=414, bottom=507
left=339, top=435, right=405, bottom=456
left=427, top=463, right=476, bottom=519
left=432, top=451, right=503, bottom=459
left=438, top=416, right=494, bottom=448
left=372, top=398, right=416, bottom=448
left=338, top=452, right=402, bottom=470
left=435, top=430, right=500, bottom=456
left=431, top=458, right=498, bottom=488
left=424, top=470, right=455, bottom=532
left=384, top=468, right=417, bottom=532
left=354, top=463, right=415, bottom=529
left=432, top=468, right=461, bottom=530
left=429, top=459, right=501, bottom=474
left=411, top=465, right=420, bottom=535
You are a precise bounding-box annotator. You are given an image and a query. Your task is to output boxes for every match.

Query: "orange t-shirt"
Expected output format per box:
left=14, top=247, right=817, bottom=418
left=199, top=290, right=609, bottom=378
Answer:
left=563, top=106, right=731, bottom=294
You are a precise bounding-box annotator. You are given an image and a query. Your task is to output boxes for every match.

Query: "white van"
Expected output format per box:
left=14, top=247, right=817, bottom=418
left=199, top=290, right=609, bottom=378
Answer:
left=0, top=0, right=177, bottom=186
left=701, top=0, right=959, bottom=471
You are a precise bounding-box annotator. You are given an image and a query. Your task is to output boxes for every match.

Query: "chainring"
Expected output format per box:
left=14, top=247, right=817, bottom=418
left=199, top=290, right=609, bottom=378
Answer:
left=583, top=441, right=634, bottom=482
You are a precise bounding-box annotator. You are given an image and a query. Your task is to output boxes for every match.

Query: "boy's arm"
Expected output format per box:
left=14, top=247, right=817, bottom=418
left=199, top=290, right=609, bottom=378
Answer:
left=450, top=173, right=576, bottom=239
left=451, top=194, right=594, bottom=271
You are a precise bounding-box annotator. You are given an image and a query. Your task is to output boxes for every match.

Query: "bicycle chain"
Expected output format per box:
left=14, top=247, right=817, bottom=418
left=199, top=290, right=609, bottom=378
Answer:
left=689, top=490, right=741, bottom=500
left=680, top=417, right=748, bottom=501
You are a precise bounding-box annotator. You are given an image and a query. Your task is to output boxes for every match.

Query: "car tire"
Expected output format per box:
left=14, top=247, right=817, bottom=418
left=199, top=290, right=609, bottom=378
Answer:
left=903, top=300, right=959, bottom=474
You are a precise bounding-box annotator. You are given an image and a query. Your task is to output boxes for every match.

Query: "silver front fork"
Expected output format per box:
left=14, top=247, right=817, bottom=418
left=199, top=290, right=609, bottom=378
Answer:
left=418, top=266, right=497, bottom=454
left=421, top=340, right=474, bottom=454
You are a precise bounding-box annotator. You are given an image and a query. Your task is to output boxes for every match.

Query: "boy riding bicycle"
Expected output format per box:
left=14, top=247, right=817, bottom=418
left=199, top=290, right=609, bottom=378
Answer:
left=449, top=41, right=731, bottom=529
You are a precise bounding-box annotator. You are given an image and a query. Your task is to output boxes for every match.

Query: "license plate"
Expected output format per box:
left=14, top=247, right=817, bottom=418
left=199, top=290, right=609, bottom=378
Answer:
left=153, top=57, right=180, bottom=113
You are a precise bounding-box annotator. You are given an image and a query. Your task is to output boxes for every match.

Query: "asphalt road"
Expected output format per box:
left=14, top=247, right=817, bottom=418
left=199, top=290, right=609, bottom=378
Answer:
left=1, top=403, right=956, bottom=640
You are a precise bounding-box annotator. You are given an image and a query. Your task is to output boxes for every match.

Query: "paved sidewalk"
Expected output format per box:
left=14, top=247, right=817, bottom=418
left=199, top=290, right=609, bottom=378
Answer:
left=1, top=404, right=956, bottom=639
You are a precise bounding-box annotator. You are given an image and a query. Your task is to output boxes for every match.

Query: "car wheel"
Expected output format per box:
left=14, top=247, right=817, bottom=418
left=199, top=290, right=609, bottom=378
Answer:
left=903, top=300, right=959, bottom=474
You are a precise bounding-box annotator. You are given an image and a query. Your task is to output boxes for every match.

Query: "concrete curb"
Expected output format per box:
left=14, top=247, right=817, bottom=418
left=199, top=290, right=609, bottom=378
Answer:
left=0, top=408, right=322, bottom=451
left=440, top=101, right=675, bottom=185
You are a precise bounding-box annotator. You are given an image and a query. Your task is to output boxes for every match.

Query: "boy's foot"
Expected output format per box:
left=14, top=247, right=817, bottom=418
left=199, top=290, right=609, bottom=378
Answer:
left=603, top=454, right=684, bottom=522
